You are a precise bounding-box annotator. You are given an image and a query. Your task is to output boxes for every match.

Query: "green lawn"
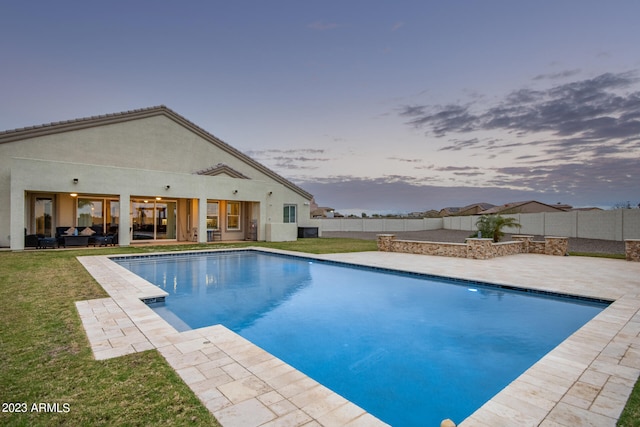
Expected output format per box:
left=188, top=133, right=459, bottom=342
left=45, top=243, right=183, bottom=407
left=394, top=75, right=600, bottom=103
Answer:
left=1, top=238, right=638, bottom=426
left=569, top=251, right=626, bottom=260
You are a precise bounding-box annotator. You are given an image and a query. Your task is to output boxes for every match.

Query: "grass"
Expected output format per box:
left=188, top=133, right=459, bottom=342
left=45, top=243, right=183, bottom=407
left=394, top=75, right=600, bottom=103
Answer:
left=619, top=379, right=640, bottom=426
left=569, top=251, right=626, bottom=260
left=0, top=248, right=220, bottom=426
left=0, top=238, right=374, bottom=426
left=0, top=237, right=638, bottom=426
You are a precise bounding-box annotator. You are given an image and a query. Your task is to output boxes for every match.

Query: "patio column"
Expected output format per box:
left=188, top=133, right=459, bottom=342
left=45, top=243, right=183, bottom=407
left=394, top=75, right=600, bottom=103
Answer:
left=119, top=193, right=131, bottom=247
left=10, top=188, right=26, bottom=250
left=198, top=197, right=207, bottom=243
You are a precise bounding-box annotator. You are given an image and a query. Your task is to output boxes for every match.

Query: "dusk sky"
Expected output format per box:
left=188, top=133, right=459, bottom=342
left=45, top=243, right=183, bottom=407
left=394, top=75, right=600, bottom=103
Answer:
left=2, top=1, right=639, bottom=215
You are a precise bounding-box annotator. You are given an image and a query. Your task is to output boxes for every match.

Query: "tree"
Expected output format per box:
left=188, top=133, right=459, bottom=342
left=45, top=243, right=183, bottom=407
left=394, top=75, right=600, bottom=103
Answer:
left=612, top=201, right=639, bottom=209
left=470, top=214, right=521, bottom=242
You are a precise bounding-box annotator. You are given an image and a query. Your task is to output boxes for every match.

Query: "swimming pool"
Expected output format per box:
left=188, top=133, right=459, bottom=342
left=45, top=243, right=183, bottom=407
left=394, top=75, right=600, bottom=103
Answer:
left=114, top=250, right=608, bottom=426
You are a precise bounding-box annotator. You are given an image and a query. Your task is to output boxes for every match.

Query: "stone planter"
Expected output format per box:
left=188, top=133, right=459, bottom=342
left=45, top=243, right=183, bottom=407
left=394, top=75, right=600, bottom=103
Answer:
left=377, top=234, right=571, bottom=260
left=626, top=239, right=640, bottom=262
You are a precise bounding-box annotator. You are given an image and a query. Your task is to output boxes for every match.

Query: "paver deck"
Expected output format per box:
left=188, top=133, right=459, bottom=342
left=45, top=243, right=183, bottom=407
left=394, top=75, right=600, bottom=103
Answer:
left=76, top=248, right=640, bottom=426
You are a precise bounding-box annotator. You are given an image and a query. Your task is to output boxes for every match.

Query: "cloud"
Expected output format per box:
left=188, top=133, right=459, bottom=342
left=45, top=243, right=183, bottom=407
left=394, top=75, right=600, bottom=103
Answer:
left=247, top=76, right=639, bottom=215
left=532, top=69, right=581, bottom=81
left=296, top=176, right=547, bottom=213
left=245, top=148, right=331, bottom=170
left=401, top=103, right=479, bottom=136
left=438, top=137, right=483, bottom=151
left=293, top=153, right=637, bottom=212
left=433, top=166, right=480, bottom=172
left=245, top=148, right=325, bottom=156
left=397, top=71, right=640, bottom=200
left=400, top=71, right=640, bottom=141
left=431, top=166, right=484, bottom=178
left=391, top=21, right=405, bottom=32
left=272, top=155, right=330, bottom=170
left=323, top=134, right=347, bottom=142
left=268, top=73, right=640, bottom=213
left=273, top=156, right=330, bottom=162
left=387, top=156, right=423, bottom=163
left=487, top=157, right=640, bottom=198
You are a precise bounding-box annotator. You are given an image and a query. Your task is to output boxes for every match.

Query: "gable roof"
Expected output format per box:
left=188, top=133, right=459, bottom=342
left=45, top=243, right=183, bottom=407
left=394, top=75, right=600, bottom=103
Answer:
left=0, top=105, right=313, bottom=199
left=195, top=163, right=250, bottom=179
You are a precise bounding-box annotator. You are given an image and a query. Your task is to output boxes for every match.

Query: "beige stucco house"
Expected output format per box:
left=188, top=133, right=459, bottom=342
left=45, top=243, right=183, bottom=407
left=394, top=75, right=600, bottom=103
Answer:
left=0, top=106, right=319, bottom=250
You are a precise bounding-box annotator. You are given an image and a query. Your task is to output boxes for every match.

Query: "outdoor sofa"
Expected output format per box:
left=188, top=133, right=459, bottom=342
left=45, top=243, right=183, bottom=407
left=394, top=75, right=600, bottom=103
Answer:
left=55, top=226, right=116, bottom=247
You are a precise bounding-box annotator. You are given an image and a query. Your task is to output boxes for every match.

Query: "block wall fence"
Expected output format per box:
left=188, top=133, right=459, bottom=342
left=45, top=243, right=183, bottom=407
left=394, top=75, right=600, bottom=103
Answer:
left=319, top=209, right=640, bottom=241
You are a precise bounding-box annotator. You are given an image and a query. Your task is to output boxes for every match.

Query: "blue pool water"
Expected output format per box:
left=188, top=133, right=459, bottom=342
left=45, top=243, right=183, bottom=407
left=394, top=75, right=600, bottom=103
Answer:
left=114, top=250, right=608, bottom=426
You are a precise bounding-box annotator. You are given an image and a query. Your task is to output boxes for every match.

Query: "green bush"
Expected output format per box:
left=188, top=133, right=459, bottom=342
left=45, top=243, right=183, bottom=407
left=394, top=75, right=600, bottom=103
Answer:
left=470, top=214, right=521, bottom=242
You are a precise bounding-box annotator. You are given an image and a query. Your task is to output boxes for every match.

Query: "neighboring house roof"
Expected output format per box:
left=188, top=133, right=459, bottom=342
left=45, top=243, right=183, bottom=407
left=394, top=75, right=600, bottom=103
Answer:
left=439, top=207, right=461, bottom=216
left=456, top=202, right=495, bottom=216
left=571, top=207, right=603, bottom=211
left=554, top=203, right=573, bottom=210
left=408, top=210, right=440, bottom=218
left=311, top=207, right=335, bottom=217
left=479, top=200, right=570, bottom=215
left=439, top=203, right=495, bottom=216
left=0, top=105, right=313, bottom=200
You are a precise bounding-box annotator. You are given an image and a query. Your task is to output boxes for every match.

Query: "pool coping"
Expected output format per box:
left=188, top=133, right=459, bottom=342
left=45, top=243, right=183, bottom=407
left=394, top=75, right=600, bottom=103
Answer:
left=75, top=248, right=640, bottom=426
left=76, top=248, right=390, bottom=427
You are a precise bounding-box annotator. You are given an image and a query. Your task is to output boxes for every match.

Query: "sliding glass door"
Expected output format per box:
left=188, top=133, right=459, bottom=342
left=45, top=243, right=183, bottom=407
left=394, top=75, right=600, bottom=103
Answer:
left=131, top=198, right=176, bottom=241
left=155, top=201, right=177, bottom=239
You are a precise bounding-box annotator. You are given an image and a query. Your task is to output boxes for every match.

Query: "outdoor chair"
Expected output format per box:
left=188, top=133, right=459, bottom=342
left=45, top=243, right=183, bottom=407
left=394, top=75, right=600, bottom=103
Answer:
left=24, top=228, right=57, bottom=249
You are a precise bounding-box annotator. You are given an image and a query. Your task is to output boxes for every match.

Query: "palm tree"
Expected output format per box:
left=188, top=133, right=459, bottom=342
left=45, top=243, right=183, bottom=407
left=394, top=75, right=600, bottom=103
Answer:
left=471, top=214, right=521, bottom=242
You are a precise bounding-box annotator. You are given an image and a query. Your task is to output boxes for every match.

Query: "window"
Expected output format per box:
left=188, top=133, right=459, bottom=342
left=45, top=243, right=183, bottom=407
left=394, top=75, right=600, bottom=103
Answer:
left=283, top=204, right=297, bottom=223
left=77, top=198, right=119, bottom=233
left=77, top=198, right=104, bottom=228
left=107, top=200, right=119, bottom=234
left=207, top=202, right=219, bottom=230
left=227, top=202, right=240, bottom=230
left=35, top=197, right=53, bottom=237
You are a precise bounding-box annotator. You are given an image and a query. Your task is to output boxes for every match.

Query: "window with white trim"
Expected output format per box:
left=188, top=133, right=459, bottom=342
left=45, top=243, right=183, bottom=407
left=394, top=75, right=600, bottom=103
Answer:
left=227, top=202, right=241, bottom=230
left=283, top=204, right=297, bottom=223
left=207, top=201, right=219, bottom=230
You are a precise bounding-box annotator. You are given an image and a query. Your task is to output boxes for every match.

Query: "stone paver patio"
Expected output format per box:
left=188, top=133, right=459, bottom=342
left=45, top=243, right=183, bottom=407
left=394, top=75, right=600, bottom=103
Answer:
left=76, top=248, right=640, bottom=426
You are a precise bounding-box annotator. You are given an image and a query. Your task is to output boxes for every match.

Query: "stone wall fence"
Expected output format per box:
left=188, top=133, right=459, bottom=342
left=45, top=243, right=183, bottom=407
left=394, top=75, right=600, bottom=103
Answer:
left=377, top=234, right=569, bottom=260
left=378, top=234, right=640, bottom=261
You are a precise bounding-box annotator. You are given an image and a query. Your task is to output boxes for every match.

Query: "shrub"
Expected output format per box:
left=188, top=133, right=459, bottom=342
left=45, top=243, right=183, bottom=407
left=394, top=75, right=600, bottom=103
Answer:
left=470, top=214, right=521, bottom=242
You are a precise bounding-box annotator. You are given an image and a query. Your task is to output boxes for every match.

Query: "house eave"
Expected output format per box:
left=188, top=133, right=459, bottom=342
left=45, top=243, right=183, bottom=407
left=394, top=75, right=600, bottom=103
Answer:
left=0, top=105, right=314, bottom=200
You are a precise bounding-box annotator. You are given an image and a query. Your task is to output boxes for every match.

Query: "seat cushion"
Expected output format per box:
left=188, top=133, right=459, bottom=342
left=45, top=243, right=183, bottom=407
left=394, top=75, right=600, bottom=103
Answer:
left=80, top=227, right=96, bottom=236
